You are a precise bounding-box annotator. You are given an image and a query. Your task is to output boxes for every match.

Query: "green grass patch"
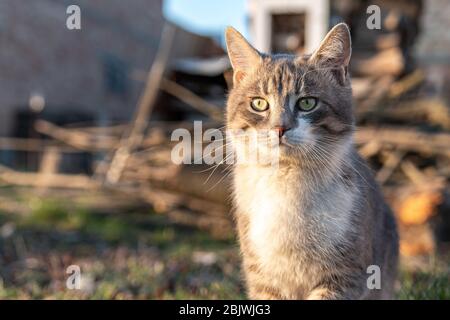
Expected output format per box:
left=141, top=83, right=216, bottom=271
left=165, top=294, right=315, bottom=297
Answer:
left=21, top=198, right=135, bottom=242
left=397, top=270, right=450, bottom=300
left=0, top=193, right=448, bottom=300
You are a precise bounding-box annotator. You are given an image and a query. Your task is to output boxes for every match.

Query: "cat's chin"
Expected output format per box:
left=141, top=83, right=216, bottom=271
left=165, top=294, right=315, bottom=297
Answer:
left=279, top=139, right=303, bottom=154
left=279, top=139, right=296, bottom=148
left=278, top=143, right=301, bottom=160
left=278, top=142, right=316, bottom=165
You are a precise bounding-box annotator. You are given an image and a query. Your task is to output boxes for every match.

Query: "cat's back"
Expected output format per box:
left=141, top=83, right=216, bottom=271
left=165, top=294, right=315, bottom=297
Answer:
left=351, top=150, right=399, bottom=298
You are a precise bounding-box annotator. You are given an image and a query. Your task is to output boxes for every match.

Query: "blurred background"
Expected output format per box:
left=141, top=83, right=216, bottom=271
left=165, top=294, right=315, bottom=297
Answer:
left=0, top=0, right=449, bottom=299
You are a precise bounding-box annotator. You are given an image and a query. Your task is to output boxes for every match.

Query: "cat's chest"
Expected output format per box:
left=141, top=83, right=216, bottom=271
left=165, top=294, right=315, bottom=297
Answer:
left=234, top=166, right=355, bottom=269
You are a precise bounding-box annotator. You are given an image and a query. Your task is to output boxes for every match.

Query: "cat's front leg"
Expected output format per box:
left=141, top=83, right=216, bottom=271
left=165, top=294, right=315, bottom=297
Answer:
left=306, top=287, right=344, bottom=300
left=306, top=278, right=367, bottom=300
left=248, top=285, right=284, bottom=300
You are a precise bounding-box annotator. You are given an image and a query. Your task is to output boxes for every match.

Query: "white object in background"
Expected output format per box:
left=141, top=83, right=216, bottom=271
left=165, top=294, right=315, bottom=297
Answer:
left=247, top=0, right=329, bottom=54
left=29, top=92, right=46, bottom=113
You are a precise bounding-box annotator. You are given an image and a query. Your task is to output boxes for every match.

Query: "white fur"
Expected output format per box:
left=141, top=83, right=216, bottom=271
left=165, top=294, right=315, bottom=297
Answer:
left=234, top=163, right=355, bottom=258
left=284, top=118, right=314, bottom=146
left=232, top=132, right=356, bottom=296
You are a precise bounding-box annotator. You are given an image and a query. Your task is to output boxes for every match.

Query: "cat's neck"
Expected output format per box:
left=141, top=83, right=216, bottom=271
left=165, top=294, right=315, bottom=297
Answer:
left=234, top=161, right=335, bottom=196
left=234, top=140, right=354, bottom=193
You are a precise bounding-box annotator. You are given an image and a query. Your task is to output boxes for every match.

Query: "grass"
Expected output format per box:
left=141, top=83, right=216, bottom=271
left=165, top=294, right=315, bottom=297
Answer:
left=397, top=270, right=450, bottom=300
left=23, top=198, right=134, bottom=242
left=0, top=192, right=448, bottom=299
left=0, top=194, right=244, bottom=299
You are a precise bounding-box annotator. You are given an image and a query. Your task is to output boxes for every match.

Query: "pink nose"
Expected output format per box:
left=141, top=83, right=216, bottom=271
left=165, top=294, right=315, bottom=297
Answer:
left=274, top=126, right=289, bottom=138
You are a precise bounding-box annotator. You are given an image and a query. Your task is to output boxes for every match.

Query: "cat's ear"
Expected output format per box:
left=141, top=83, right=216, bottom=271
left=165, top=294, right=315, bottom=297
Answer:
left=309, top=23, right=351, bottom=68
left=225, top=27, right=261, bottom=85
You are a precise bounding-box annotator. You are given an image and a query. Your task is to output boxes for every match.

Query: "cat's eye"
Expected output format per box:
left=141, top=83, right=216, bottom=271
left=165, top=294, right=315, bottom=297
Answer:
left=250, top=98, right=269, bottom=112
left=297, top=97, right=318, bottom=112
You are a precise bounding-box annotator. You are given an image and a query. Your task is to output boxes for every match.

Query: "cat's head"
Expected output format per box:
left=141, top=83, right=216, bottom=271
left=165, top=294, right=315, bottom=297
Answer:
left=225, top=23, right=354, bottom=166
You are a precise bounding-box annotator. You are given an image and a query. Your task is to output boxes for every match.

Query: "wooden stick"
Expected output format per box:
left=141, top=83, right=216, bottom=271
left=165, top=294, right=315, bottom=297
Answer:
left=354, top=126, right=450, bottom=157
left=160, top=78, right=223, bottom=121
left=356, top=76, right=395, bottom=117
left=400, top=161, right=429, bottom=186
left=0, top=170, right=98, bottom=189
left=358, top=140, right=381, bottom=158
left=376, top=149, right=405, bottom=184
left=365, top=98, right=450, bottom=130
left=39, top=147, right=61, bottom=175
left=38, top=146, right=62, bottom=188
left=35, top=119, right=170, bottom=152
left=0, top=137, right=79, bottom=153
left=35, top=120, right=118, bottom=151
left=105, top=23, right=176, bottom=184
left=388, top=69, right=424, bottom=98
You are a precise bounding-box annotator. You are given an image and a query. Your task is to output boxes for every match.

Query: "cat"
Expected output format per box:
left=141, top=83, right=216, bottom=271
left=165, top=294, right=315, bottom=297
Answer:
left=225, top=23, right=399, bottom=300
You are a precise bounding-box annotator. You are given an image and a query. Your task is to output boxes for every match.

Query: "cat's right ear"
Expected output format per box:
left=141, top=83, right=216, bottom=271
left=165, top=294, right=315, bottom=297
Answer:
left=225, top=27, right=261, bottom=85
left=309, top=23, right=352, bottom=68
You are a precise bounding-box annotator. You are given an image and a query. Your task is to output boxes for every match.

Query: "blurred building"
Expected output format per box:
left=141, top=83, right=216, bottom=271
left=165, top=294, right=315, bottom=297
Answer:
left=0, top=0, right=230, bottom=138
left=248, top=0, right=329, bottom=54
left=415, top=0, right=450, bottom=98
left=0, top=0, right=229, bottom=171
left=0, top=0, right=165, bottom=136
left=247, top=0, right=450, bottom=99
left=2, top=1, right=450, bottom=135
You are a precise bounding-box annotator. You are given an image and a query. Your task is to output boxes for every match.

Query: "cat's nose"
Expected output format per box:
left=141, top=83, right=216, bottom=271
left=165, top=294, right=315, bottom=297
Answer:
left=274, top=126, right=290, bottom=138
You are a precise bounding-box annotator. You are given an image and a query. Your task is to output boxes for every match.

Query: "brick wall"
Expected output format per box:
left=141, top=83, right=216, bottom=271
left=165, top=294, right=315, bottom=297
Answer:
left=0, top=0, right=164, bottom=135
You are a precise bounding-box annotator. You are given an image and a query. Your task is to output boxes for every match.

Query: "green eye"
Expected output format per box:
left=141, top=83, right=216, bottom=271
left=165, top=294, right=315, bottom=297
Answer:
left=297, top=97, right=318, bottom=111
left=250, top=98, right=269, bottom=112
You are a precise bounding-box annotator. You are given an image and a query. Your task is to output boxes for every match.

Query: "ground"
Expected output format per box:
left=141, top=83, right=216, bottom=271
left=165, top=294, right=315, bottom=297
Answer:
left=0, top=187, right=448, bottom=299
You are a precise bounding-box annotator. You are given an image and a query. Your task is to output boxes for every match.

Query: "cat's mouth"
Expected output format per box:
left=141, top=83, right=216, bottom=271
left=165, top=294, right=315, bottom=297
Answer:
left=279, top=138, right=295, bottom=148
left=279, top=135, right=302, bottom=149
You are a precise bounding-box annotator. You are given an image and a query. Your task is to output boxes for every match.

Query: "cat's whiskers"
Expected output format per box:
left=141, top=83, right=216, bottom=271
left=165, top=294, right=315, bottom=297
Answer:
left=314, top=139, right=376, bottom=192
left=203, top=149, right=237, bottom=185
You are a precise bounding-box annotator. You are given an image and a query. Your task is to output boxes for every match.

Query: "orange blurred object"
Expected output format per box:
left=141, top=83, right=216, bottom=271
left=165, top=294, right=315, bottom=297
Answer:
left=397, top=191, right=443, bottom=226
left=399, top=224, right=435, bottom=257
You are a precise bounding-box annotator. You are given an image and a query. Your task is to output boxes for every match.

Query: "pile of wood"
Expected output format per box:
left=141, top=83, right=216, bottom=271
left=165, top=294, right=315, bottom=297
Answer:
left=0, top=23, right=233, bottom=239
left=0, top=16, right=449, bottom=255
left=353, top=90, right=450, bottom=257
left=331, top=0, right=450, bottom=257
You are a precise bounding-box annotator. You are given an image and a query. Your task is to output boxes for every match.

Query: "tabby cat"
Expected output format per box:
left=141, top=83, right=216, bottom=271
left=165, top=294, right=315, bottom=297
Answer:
left=225, top=23, right=398, bottom=300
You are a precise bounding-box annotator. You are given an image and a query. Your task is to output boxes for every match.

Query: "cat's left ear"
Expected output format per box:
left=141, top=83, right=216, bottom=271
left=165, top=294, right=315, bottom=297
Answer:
left=225, top=27, right=262, bottom=85
left=309, top=23, right=352, bottom=69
